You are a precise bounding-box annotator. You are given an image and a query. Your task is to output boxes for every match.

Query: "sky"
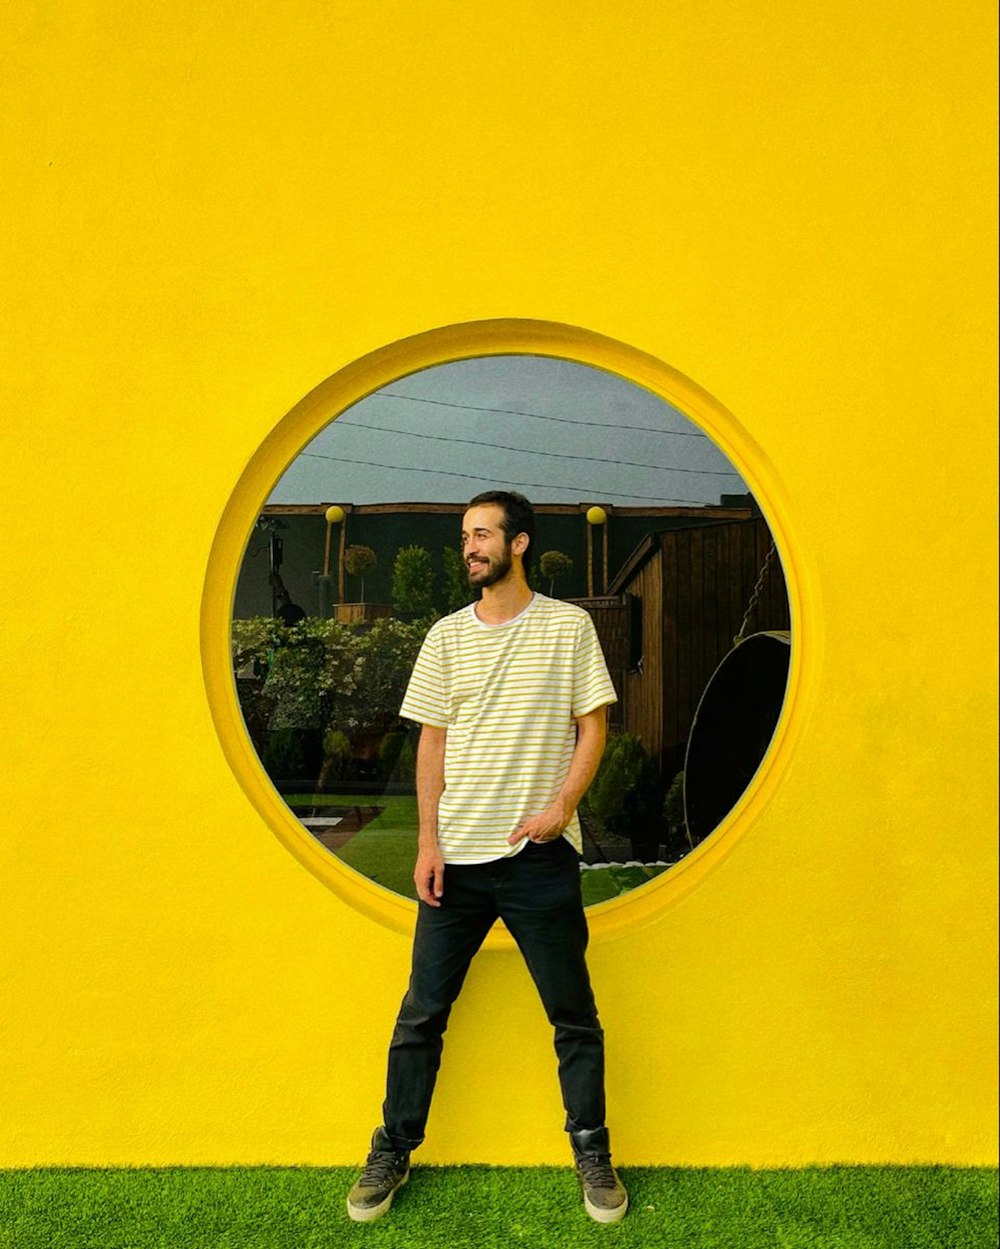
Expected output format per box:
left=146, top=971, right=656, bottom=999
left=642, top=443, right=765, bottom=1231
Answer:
left=268, top=355, right=748, bottom=507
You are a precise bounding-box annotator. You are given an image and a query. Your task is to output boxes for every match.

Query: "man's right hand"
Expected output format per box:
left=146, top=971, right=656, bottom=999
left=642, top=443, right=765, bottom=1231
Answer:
left=414, top=847, right=445, bottom=907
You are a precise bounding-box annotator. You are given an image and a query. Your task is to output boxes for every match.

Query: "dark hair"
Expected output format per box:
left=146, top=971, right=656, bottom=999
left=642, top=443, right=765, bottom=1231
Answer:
left=467, top=490, right=535, bottom=574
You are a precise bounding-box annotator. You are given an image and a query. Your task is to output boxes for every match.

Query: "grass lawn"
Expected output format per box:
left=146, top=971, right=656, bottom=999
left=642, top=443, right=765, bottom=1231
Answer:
left=578, top=864, right=669, bottom=905
left=286, top=794, right=670, bottom=906
left=1, top=1166, right=995, bottom=1248
left=285, top=794, right=421, bottom=898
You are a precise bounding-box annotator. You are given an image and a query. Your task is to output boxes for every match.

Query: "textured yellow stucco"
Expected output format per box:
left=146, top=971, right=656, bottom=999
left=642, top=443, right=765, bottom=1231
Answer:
left=1, top=0, right=996, bottom=1166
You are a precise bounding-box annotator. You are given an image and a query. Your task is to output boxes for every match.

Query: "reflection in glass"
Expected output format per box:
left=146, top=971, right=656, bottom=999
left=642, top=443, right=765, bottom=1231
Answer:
left=231, top=357, right=791, bottom=905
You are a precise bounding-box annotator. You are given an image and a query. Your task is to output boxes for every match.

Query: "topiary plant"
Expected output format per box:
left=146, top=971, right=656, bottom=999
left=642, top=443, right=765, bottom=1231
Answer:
left=539, top=549, right=573, bottom=597
left=344, top=544, right=376, bottom=601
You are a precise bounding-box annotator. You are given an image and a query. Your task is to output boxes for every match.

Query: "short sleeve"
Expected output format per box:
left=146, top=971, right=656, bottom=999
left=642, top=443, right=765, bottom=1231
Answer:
left=571, top=613, right=618, bottom=718
left=399, top=626, right=450, bottom=727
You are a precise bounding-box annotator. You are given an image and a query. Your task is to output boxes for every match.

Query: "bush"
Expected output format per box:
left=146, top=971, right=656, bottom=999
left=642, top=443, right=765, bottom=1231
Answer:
left=441, top=545, right=473, bottom=614
left=379, top=728, right=417, bottom=781
left=262, top=618, right=361, bottom=731
left=392, top=545, right=436, bottom=618
left=232, top=614, right=433, bottom=791
left=231, top=616, right=287, bottom=675
left=262, top=726, right=323, bottom=782
left=317, top=728, right=352, bottom=790
left=663, top=769, right=691, bottom=851
left=584, top=732, right=664, bottom=861
left=354, top=618, right=430, bottom=733
left=396, top=736, right=416, bottom=781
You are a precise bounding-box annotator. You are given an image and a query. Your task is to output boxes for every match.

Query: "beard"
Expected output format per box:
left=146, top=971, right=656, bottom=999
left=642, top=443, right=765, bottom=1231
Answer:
left=467, top=545, right=514, bottom=589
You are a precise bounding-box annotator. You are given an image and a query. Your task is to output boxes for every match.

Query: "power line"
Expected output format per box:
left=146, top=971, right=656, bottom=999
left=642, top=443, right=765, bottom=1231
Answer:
left=335, top=417, right=741, bottom=478
left=379, top=390, right=707, bottom=436
left=298, top=450, right=721, bottom=505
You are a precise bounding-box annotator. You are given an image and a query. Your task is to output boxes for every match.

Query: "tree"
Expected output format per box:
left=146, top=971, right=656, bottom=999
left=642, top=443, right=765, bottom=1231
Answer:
left=539, top=549, right=573, bottom=597
left=344, top=544, right=376, bottom=602
left=392, top=545, right=436, bottom=618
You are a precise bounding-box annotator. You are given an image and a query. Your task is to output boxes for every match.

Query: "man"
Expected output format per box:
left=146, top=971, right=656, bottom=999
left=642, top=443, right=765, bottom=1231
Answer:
left=346, top=491, right=628, bottom=1225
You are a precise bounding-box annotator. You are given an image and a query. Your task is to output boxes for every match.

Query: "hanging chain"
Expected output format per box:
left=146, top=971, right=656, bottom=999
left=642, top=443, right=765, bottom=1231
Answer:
left=735, top=541, right=777, bottom=643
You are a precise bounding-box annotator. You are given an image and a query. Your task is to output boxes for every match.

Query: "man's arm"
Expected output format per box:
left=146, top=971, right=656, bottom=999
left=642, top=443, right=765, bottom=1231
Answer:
left=508, top=705, right=608, bottom=845
left=413, top=723, right=447, bottom=905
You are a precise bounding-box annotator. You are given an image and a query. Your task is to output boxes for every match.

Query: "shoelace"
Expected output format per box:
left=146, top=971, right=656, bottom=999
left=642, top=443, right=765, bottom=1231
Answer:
left=360, top=1150, right=407, bottom=1187
left=576, top=1153, right=618, bottom=1189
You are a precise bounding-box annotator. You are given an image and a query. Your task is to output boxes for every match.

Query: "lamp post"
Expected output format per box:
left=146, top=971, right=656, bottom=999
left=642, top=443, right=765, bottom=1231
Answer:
left=586, top=505, right=607, bottom=596
left=318, top=504, right=345, bottom=618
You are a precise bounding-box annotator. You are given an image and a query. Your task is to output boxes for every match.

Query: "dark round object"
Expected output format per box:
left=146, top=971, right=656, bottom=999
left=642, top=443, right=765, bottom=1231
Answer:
left=683, top=631, right=791, bottom=843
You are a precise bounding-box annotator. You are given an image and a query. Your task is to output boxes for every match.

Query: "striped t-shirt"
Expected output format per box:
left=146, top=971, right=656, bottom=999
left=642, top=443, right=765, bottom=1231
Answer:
left=399, top=593, right=617, bottom=864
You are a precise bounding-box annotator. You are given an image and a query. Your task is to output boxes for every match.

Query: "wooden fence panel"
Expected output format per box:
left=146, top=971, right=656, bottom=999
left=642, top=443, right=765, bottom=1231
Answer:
left=577, top=518, right=790, bottom=780
left=656, top=518, right=791, bottom=777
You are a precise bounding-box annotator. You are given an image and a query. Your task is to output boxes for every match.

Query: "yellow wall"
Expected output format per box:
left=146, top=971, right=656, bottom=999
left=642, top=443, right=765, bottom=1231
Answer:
left=2, top=0, right=996, bottom=1166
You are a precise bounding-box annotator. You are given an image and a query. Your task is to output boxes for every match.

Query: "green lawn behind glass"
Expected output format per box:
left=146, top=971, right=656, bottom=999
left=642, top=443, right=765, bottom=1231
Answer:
left=287, top=794, right=666, bottom=904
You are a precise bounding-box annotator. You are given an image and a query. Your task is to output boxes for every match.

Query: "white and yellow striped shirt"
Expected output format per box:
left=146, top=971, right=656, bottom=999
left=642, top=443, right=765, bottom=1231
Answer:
left=399, top=594, right=617, bottom=863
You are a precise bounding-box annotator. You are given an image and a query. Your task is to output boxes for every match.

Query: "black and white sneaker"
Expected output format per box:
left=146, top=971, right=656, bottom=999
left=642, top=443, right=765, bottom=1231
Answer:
left=346, top=1127, right=411, bottom=1223
left=571, top=1126, right=629, bottom=1224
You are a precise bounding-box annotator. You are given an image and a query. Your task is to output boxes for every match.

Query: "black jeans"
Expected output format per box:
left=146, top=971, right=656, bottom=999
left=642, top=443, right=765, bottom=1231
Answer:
left=382, top=836, right=606, bottom=1149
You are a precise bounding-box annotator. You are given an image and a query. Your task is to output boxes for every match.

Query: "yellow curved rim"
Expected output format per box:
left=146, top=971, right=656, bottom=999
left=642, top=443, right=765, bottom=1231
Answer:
left=200, top=319, right=819, bottom=947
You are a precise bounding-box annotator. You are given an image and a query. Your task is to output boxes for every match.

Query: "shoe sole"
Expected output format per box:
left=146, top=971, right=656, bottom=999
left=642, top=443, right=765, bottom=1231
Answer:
left=584, top=1191, right=628, bottom=1224
left=346, top=1169, right=409, bottom=1223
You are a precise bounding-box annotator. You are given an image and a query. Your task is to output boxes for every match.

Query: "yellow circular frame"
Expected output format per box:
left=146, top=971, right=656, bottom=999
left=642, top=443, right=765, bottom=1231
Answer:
left=201, top=319, right=817, bottom=946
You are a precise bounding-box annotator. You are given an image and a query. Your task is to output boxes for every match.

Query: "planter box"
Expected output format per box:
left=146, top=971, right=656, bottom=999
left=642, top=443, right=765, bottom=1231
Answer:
left=334, top=602, right=392, bottom=625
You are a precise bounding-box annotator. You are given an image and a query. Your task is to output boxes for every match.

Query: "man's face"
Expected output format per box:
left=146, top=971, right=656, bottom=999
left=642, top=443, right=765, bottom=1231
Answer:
left=461, top=505, right=516, bottom=589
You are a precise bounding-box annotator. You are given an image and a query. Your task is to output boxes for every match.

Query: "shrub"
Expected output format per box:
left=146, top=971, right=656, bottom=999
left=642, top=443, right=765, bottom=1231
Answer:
left=354, top=618, right=430, bottom=733
left=395, top=735, right=416, bottom=782
left=584, top=732, right=664, bottom=861
left=441, top=545, right=474, bottom=613
left=231, top=614, right=433, bottom=791
left=262, top=726, right=323, bottom=782
left=262, top=618, right=361, bottom=731
left=317, top=728, right=353, bottom=790
left=392, top=545, right=436, bottom=618
left=231, top=616, right=287, bottom=675
left=379, top=728, right=417, bottom=781
left=663, top=769, right=691, bottom=850
left=322, top=728, right=352, bottom=762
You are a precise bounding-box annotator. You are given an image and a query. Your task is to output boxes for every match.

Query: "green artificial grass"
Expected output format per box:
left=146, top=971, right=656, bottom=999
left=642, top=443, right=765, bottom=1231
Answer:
left=1, top=1166, right=995, bottom=1249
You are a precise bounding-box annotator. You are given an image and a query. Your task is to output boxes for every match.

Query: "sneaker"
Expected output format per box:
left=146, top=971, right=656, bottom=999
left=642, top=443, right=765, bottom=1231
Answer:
left=570, top=1126, right=628, bottom=1224
left=346, top=1127, right=411, bottom=1223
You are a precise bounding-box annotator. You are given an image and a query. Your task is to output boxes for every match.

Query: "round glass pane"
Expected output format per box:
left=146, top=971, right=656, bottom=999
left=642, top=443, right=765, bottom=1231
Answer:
left=229, top=355, right=791, bottom=908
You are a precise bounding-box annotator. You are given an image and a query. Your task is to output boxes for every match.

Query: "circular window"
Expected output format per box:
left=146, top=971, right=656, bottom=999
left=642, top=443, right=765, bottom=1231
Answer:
left=202, top=321, right=806, bottom=941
